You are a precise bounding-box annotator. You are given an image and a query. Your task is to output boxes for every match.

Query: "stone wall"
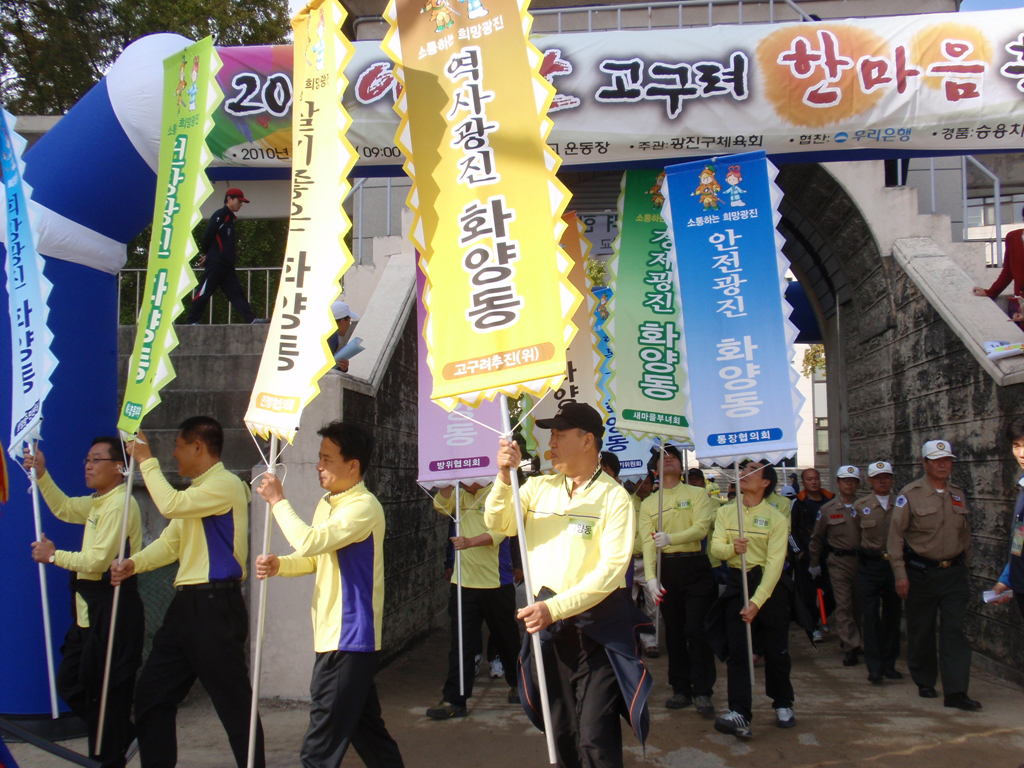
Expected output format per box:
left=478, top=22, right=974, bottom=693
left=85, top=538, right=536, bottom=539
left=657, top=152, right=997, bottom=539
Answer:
left=777, top=163, right=1024, bottom=679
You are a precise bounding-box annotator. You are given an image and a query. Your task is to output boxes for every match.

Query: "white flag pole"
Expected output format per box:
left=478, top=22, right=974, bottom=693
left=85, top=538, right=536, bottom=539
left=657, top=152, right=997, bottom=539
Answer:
left=28, top=441, right=59, bottom=719
left=96, top=449, right=137, bottom=750
left=455, top=487, right=465, bottom=697
left=247, top=434, right=279, bottom=768
left=654, top=441, right=665, bottom=649
left=735, top=462, right=755, bottom=687
left=500, top=395, right=557, bottom=765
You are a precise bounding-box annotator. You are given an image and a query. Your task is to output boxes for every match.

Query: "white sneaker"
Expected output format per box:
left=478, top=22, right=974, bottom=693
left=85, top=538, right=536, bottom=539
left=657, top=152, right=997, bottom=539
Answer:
left=489, top=658, right=504, bottom=678
left=812, top=630, right=823, bottom=642
left=714, top=710, right=752, bottom=738
left=776, top=707, right=796, bottom=728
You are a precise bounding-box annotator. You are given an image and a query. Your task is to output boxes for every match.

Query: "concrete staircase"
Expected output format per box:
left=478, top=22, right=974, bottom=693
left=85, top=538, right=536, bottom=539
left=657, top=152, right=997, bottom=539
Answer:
left=117, top=324, right=271, bottom=478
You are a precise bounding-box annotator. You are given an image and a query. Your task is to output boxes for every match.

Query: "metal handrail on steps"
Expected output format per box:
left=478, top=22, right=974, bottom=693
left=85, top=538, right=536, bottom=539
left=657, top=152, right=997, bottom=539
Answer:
left=117, top=266, right=282, bottom=325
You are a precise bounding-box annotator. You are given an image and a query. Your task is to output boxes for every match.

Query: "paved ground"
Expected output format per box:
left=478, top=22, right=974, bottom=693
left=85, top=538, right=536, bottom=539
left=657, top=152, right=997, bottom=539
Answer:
left=9, top=626, right=1024, bottom=767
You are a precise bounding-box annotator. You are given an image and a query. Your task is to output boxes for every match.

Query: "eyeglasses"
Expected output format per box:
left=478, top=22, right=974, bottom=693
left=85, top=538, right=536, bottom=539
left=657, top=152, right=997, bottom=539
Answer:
left=83, top=458, right=118, bottom=467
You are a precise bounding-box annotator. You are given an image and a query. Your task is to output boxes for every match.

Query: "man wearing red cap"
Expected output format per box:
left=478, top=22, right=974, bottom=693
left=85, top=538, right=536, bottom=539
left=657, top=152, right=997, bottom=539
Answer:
left=186, top=188, right=268, bottom=325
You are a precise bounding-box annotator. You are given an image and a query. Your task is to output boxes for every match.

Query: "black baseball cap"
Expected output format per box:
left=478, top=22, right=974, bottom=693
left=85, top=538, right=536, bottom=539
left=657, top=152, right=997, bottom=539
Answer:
left=536, top=402, right=605, bottom=439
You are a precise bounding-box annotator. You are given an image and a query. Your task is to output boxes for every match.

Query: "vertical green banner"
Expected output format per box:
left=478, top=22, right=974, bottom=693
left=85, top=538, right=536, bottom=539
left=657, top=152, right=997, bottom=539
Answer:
left=608, top=169, right=690, bottom=441
left=118, top=38, right=222, bottom=435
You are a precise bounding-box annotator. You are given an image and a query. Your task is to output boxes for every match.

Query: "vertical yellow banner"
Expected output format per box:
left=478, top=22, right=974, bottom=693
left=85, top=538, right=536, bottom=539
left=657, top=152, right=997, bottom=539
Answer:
left=244, top=0, right=356, bottom=442
left=384, top=0, right=581, bottom=409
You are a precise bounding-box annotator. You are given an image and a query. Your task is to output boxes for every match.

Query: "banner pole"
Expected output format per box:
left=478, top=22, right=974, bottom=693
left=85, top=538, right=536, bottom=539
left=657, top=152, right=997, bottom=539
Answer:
left=96, top=450, right=136, bottom=749
left=655, top=440, right=665, bottom=648
left=28, top=441, right=59, bottom=719
left=455, top=486, right=464, bottom=697
left=500, top=395, right=557, bottom=765
left=247, top=434, right=279, bottom=768
left=735, top=462, right=755, bottom=687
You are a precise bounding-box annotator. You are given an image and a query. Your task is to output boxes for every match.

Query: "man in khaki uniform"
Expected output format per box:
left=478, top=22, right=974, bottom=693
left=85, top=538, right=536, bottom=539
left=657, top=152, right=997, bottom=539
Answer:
left=888, top=440, right=980, bottom=710
left=854, top=461, right=902, bottom=684
left=809, top=465, right=863, bottom=666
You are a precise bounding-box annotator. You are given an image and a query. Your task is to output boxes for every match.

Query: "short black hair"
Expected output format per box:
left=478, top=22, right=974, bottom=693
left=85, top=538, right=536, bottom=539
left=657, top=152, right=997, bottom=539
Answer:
left=92, top=436, right=126, bottom=465
left=318, top=421, right=374, bottom=476
left=742, top=460, right=777, bottom=498
left=687, top=468, right=705, bottom=482
left=1005, top=415, right=1024, bottom=444
left=600, top=451, right=620, bottom=478
left=178, top=416, right=223, bottom=457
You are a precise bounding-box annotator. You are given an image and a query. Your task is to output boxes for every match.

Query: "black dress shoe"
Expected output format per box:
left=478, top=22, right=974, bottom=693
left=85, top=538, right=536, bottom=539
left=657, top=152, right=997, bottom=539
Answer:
left=882, top=669, right=903, bottom=680
left=843, top=649, right=861, bottom=667
left=918, top=686, right=938, bottom=698
left=944, top=692, right=982, bottom=711
left=868, top=673, right=884, bottom=684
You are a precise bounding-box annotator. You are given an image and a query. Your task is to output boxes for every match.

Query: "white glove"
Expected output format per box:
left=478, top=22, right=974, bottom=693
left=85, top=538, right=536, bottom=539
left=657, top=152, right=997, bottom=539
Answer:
left=808, top=565, right=822, bottom=578
left=652, top=531, right=671, bottom=548
left=647, top=577, right=666, bottom=603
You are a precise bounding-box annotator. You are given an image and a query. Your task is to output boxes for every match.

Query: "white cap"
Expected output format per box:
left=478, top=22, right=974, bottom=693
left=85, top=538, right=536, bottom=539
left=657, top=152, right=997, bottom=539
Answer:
left=867, top=461, right=893, bottom=477
left=331, top=300, right=359, bottom=321
left=837, top=465, right=861, bottom=479
left=780, top=484, right=797, bottom=498
left=922, top=440, right=955, bottom=460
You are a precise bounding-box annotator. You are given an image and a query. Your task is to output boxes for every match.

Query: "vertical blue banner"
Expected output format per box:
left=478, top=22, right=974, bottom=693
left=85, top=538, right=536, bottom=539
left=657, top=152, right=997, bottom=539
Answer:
left=663, top=150, right=800, bottom=462
left=1, top=108, right=56, bottom=458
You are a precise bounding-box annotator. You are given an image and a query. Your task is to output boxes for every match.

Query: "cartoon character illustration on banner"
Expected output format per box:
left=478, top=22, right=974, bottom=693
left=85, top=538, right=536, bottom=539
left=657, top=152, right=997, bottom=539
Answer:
left=423, top=0, right=457, bottom=32
left=176, top=56, right=188, bottom=111
left=722, top=165, right=747, bottom=207
left=307, top=8, right=326, bottom=71
left=188, top=56, right=200, bottom=111
left=648, top=171, right=666, bottom=208
left=693, top=164, right=721, bottom=210
left=464, top=0, right=488, bottom=20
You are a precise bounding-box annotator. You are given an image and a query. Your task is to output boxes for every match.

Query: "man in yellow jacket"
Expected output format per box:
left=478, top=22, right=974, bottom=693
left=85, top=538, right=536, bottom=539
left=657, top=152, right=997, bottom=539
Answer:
left=255, top=420, right=404, bottom=768
left=26, top=438, right=144, bottom=768
left=111, top=417, right=263, bottom=768
left=485, top=402, right=648, bottom=768
left=710, top=461, right=793, bottom=738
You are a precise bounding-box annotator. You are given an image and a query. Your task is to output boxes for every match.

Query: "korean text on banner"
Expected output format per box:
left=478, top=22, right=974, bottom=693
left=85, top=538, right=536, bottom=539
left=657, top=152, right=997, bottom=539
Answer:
left=383, top=0, right=581, bottom=409
left=244, top=0, right=356, bottom=444
left=663, top=151, right=802, bottom=464
left=1, top=109, right=56, bottom=457
left=608, top=170, right=690, bottom=442
left=592, top=281, right=654, bottom=478
left=117, top=38, right=221, bottom=436
left=525, top=213, right=599, bottom=470
left=417, top=259, right=501, bottom=487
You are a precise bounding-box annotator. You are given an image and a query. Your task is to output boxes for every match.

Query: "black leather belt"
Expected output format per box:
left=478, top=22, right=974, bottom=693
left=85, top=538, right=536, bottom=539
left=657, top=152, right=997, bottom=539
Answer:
left=906, top=549, right=966, bottom=569
left=830, top=548, right=858, bottom=556
left=663, top=551, right=706, bottom=559
left=858, top=548, right=889, bottom=561
left=176, top=581, right=241, bottom=592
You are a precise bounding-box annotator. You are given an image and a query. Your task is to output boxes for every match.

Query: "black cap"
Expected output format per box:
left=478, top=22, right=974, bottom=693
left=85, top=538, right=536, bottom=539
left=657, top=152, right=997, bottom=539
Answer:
left=536, top=402, right=605, bottom=439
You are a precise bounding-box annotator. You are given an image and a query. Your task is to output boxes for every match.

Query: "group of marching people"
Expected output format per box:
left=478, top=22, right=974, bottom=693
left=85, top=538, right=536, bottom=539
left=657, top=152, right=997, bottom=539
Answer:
left=25, top=402, right=1024, bottom=768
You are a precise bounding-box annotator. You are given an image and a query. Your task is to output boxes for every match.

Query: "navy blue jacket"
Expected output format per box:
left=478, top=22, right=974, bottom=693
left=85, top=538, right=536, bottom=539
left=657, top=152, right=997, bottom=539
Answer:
left=199, top=206, right=238, bottom=264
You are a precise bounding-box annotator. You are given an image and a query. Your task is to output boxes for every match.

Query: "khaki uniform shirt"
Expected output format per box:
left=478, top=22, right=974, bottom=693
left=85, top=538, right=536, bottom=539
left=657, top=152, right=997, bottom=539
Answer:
left=853, top=494, right=893, bottom=552
left=888, top=476, right=972, bottom=581
left=809, top=496, right=860, bottom=567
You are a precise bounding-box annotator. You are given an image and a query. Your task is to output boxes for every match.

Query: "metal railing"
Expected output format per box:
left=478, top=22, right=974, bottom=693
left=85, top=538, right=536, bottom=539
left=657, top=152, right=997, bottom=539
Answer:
left=531, top=0, right=813, bottom=33
left=963, top=155, right=1004, bottom=268
left=118, top=266, right=281, bottom=326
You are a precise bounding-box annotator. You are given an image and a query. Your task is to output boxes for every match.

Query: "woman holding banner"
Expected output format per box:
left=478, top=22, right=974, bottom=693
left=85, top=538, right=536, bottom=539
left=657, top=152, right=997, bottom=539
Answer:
left=708, top=461, right=794, bottom=739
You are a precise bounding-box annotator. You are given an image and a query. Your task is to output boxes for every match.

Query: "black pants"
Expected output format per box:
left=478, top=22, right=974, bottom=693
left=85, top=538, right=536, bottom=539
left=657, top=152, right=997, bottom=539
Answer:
left=443, top=583, right=520, bottom=706
left=532, top=619, right=624, bottom=768
left=661, top=555, right=717, bottom=697
left=134, top=587, right=264, bottom=768
left=302, top=651, right=404, bottom=768
left=858, top=557, right=901, bottom=675
left=57, top=623, right=136, bottom=768
left=905, top=562, right=972, bottom=695
left=187, top=259, right=256, bottom=323
left=725, top=569, right=793, bottom=721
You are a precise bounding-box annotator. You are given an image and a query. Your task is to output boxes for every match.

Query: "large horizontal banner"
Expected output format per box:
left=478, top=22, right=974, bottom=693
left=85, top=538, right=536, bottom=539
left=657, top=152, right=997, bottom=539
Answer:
left=663, top=151, right=801, bottom=464
left=207, top=9, right=1024, bottom=169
